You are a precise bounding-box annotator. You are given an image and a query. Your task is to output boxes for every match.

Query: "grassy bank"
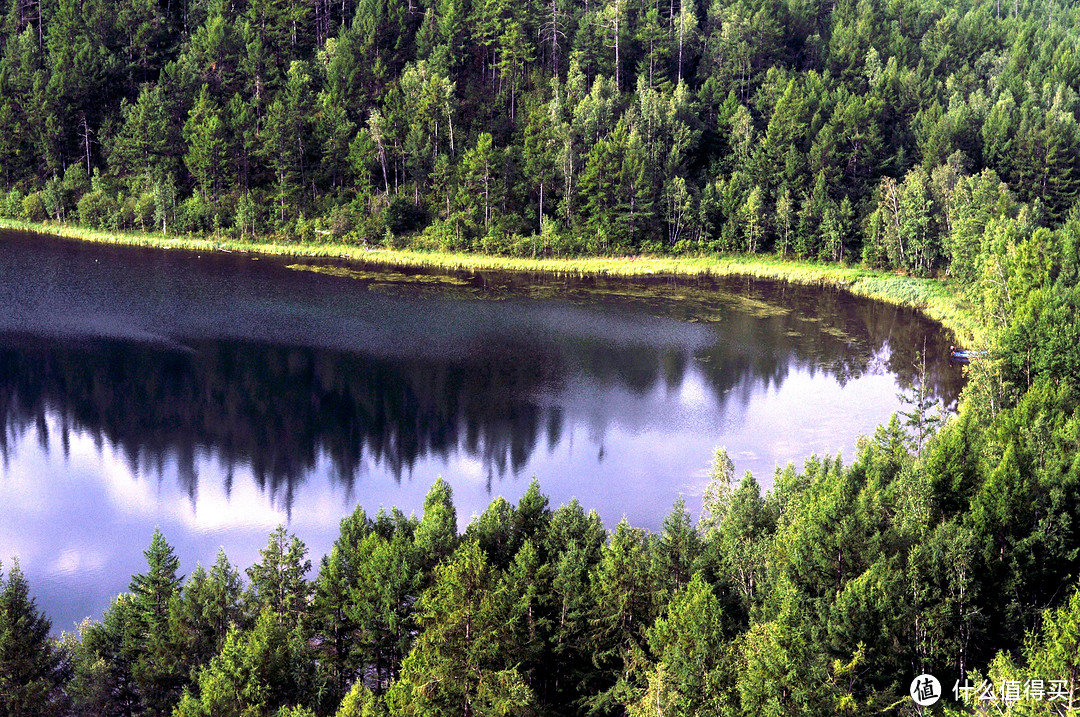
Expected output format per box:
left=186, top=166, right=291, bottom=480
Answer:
left=0, top=217, right=981, bottom=342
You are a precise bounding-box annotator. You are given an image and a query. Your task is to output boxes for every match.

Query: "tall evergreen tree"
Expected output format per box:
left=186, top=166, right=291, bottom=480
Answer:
left=246, top=525, right=312, bottom=627
left=0, top=560, right=67, bottom=717
left=129, top=528, right=186, bottom=717
left=413, top=478, right=458, bottom=570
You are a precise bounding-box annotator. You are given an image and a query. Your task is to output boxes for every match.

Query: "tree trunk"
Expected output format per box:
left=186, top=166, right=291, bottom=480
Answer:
left=552, top=0, right=559, bottom=78
left=614, top=0, right=620, bottom=90
left=677, top=6, right=685, bottom=82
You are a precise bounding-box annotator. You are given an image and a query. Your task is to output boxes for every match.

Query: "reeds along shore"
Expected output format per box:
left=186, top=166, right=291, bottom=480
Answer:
left=0, top=217, right=980, bottom=344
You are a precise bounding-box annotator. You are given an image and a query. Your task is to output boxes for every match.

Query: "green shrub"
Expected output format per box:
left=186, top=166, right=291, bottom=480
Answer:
left=328, top=204, right=352, bottom=238
left=384, top=193, right=428, bottom=234
left=77, top=190, right=117, bottom=229
left=234, top=191, right=258, bottom=238
left=62, top=163, right=89, bottom=201
left=113, top=195, right=137, bottom=230
left=477, top=228, right=537, bottom=256
left=295, top=212, right=316, bottom=243
left=211, top=193, right=236, bottom=236
left=353, top=204, right=387, bottom=245
left=134, top=192, right=156, bottom=230
left=639, top=239, right=664, bottom=255
left=419, top=219, right=465, bottom=252
left=174, top=195, right=210, bottom=234
left=42, top=176, right=65, bottom=220
left=1, top=189, right=24, bottom=218
left=21, top=191, right=47, bottom=221
left=545, top=227, right=589, bottom=257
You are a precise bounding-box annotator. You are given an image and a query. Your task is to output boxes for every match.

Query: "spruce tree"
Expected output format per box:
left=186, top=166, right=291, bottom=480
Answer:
left=413, top=478, right=458, bottom=570
left=246, top=525, right=312, bottom=628
left=129, top=528, right=186, bottom=717
left=0, top=559, right=67, bottom=717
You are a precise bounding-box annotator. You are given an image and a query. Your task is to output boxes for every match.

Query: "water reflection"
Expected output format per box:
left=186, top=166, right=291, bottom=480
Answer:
left=1, top=286, right=958, bottom=516
left=0, top=230, right=964, bottom=628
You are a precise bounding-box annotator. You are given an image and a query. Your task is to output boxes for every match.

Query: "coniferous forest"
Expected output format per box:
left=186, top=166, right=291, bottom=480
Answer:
left=6, top=0, right=1080, bottom=715
left=0, top=0, right=1076, bottom=266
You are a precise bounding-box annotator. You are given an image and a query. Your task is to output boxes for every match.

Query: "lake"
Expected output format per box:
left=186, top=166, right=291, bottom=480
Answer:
left=0, top=230, right=964, bottom=631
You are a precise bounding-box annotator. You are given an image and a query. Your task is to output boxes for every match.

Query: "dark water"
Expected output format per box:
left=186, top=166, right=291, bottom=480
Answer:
left=0, top=230, right=964, bottom=631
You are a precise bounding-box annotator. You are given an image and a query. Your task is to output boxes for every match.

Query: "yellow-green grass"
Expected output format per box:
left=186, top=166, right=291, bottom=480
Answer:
left=0, top=217, right=981, bottom=343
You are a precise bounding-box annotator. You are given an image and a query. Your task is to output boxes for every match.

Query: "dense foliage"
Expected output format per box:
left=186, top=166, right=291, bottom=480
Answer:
left=5, top=0, right=1080, bottom=713
left=0, top=0, right=1079, bottom=268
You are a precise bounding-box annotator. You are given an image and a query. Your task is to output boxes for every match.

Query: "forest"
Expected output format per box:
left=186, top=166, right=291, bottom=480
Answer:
left=0, top=0, right=1077, bottom=268
left=4, top=0, right=1080, bottom=714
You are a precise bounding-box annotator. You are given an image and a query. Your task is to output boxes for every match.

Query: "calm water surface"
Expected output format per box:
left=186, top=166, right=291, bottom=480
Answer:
left=0, top=230, right=964, bottom=630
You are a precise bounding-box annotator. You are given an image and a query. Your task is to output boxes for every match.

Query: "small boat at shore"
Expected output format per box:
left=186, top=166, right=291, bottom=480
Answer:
left=949, top=346, right=986, bottom=363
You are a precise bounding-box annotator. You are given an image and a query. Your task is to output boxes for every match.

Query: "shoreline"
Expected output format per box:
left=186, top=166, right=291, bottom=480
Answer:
left=0, top=217, right=981, bottom=343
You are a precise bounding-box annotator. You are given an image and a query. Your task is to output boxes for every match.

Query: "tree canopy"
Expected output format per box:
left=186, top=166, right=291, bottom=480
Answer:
left=2, top=0, right=1080, bottom=274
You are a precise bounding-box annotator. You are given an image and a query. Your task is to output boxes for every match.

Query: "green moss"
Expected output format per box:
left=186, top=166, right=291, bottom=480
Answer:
left=284, top=263, right=473, bottom=286
left=0, top=218, right=980, bottom=342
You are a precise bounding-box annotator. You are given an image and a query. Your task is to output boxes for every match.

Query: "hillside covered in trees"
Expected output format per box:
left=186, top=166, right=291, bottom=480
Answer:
left=5, top=0, right=1080, bottom=714
left=0, top=0, right=1078, bottom=269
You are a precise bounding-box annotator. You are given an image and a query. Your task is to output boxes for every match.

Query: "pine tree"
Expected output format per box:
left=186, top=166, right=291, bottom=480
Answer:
left=544, top=542, right=590, bottom=700
left=465, top=496, right=517, bottom=569
left=579, top=127, right=620, bottom=249
left=312, top=505, right=373, bottom=701
left=335, top=680, right=386, bottom=716
left=183, top=85, right=228, bottom=201
left=513, top=479, right=551, bottom=550
left=898, top=348, right=944, bottom=454
left=130, top=528, right=182, bottom=624
left=775, top=186, right=794, bottom=256
left=413, top=478, right=458, bottom=570
left=348, top=529, right=420, bottom=689
left=174, top=609, right=315, bottom=717
left=702, top=470, right=771, bottom=624
left=1025, top=578, right=1080, bottom=709
left=246, top=525, right=312, bottom=628
left=0, top=559, right=67, bottom=717
left=586, top=520, right=655, bottom=711
left=634, top=7, right=668, bottom=89
left=615, top=125, right=654, bottom=248
left=741, top=184, right=764, bottom=253
left=128, top=529, right=186, bottom=717
left=501, top=539, right=551, bottom=686
left=107, top=84, right=175, bottom=182
left=624, top=574, right=729, bottom=716
left=384, top=541, right=535, bottom=716
left=494, top=14, right=534, bottom=121
left=459, top=133, right=499, bottom=231
left=174, top=549, right=244, bottom=666
left=523, top=98, right=561, bottom=235
left=662, top=175, right=690, bottom=247
left=313, top=546, right=356, bottom=704
left=69, top=594, right=142, bottom=717
left=897, top=168, right=937, bottom=275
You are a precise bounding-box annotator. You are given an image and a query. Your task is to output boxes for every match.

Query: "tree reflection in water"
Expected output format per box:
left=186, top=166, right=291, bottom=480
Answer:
left=0, top=269, right=963, bottom=517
